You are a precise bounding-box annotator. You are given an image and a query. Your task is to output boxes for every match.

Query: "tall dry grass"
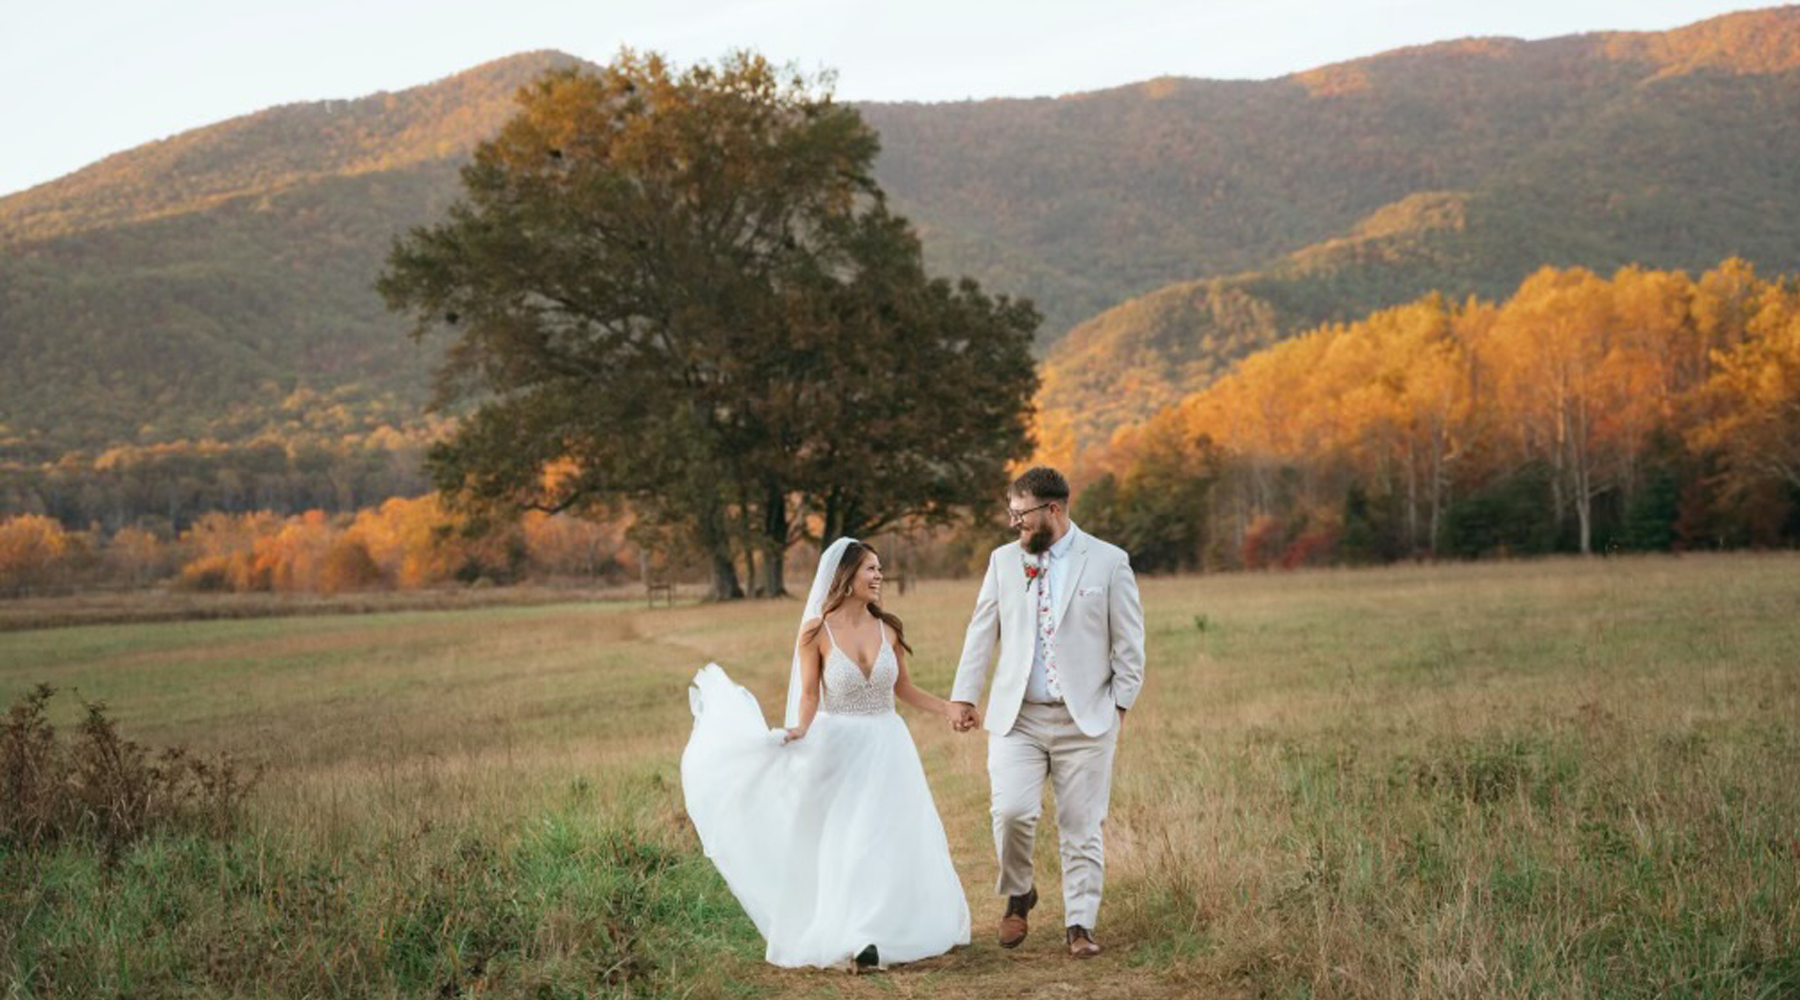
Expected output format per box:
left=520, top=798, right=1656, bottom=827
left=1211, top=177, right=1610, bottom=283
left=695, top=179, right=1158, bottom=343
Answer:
left=1100, top=555, right=1800, bottom=999
left=1, top=553, right=1795, bottom=998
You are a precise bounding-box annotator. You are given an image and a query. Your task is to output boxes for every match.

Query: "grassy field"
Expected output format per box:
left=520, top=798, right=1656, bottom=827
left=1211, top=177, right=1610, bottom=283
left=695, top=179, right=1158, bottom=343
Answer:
left=3, top=554, right=1798, bottom=998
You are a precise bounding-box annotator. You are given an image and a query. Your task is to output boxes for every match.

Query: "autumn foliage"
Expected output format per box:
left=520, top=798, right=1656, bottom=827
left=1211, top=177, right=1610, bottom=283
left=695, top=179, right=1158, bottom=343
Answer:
left=6, top=259, right=1796, bottom=593
left=1078, top=260, right=1800, bottom=569
left=0, top=499, right=634, bottom=596
left=0, top=515, right=88, bottom=596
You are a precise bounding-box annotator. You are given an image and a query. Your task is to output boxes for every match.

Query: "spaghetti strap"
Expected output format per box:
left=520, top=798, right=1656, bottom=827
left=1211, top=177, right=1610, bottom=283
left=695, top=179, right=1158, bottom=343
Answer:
left=821, top=617, right=838, bottom=649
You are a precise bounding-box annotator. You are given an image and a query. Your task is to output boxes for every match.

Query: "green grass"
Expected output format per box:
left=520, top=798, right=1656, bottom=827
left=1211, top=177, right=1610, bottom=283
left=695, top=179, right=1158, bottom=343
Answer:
left=3, top=553, right=1798, bottom=998
left=2, top=791, right=756, bottom=998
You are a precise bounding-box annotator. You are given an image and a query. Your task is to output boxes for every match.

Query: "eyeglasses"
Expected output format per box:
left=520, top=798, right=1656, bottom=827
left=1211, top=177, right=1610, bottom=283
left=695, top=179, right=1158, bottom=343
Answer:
left=1007, top=501, right=1055, bottom=525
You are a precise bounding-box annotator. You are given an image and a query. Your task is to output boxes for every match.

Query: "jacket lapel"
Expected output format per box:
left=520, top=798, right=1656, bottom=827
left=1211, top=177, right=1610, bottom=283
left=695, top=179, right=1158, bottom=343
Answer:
left=1004, top=542, right=1034, bottom=641
left=1054, top=533, right=1089, bottom=630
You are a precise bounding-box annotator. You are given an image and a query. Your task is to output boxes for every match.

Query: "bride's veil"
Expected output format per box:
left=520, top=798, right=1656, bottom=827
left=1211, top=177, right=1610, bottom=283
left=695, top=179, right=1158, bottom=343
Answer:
left=784, top=537, right=855, bottom=728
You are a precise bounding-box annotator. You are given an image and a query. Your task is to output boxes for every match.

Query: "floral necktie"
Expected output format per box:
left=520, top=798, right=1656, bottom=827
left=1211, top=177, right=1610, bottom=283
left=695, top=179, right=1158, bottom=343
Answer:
left=1034, top=554, right=1064, bottom=699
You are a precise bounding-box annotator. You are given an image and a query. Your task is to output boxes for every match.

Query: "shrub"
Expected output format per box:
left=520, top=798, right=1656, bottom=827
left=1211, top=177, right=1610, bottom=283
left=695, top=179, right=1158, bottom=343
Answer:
left=0, top=685, right=261, bottom=860
left=317, top=537, right=388, bottom=593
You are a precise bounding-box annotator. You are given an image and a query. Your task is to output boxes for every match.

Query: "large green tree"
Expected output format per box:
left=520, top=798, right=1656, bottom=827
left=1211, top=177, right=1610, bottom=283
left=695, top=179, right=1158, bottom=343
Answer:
left=378, top=52, right=1038, bottom=598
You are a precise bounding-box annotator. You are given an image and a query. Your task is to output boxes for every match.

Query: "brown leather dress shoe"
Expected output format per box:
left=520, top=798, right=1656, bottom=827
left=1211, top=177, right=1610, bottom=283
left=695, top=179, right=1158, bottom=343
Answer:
left=1066, top=925, right=1102, bottom=958
left=998, top=887, right=1038, bottom=948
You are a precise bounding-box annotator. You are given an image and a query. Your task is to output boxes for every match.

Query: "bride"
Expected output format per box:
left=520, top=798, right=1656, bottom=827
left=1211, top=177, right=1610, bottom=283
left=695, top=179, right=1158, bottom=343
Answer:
left=681, top=538, right=973, bottom=970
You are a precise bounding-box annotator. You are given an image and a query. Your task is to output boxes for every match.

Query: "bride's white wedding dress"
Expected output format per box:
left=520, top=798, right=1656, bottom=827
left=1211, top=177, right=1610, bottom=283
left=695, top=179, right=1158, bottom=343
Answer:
left=681, top=621, right=972, bottom=969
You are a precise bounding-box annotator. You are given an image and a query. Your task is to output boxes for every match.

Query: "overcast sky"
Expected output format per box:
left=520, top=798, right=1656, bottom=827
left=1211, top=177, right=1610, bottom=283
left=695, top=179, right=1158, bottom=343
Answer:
left=0, top=0, right=1769, bottom=197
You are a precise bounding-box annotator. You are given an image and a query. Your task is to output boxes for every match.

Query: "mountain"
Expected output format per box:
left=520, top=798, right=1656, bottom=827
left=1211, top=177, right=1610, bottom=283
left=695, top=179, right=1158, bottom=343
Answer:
left=5, top=8, right=1800, bottom=465
left=0, top=52, right=585, bottom=462
left=0, top=52, right=591, bottom=244
left=861, top=7, right=1800, bottom=449
left=1037, top=187, right=1620, bottom=450
left=865, top=7, right=1800, bottom=333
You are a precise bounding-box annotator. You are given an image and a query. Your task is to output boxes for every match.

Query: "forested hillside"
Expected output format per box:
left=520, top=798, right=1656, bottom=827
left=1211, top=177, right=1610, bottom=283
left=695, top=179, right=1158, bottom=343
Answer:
left=5, top=7, right=1800, bottom=519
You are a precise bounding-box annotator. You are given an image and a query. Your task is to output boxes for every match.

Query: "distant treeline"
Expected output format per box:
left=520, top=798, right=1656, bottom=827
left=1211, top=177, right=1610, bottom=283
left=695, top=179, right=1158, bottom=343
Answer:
left=0, top=499, right=636, bottom=598
left=10, top=259, right=1798, bottom=586
left=0, top=498, right=998, bottom=598
left=0, top=423, right=436, bottom=534
left=1073, top=260, right=1800, bottom=570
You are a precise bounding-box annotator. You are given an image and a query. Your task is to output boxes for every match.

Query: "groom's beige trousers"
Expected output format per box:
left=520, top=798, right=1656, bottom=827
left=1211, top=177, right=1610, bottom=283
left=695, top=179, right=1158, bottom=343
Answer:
left=989, top=701, right=1119, bottom=929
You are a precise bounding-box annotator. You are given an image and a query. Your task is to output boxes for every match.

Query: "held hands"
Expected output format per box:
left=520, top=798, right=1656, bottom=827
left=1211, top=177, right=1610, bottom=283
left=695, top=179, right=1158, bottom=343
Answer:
left=947, top=701, right=981, bottom=733
left=782, top=726, right=807, bottom=744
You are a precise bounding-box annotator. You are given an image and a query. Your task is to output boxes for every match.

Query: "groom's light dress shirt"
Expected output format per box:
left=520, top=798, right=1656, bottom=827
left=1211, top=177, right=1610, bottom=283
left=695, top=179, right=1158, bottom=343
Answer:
left=1024, top=523, right=1081, bottom=704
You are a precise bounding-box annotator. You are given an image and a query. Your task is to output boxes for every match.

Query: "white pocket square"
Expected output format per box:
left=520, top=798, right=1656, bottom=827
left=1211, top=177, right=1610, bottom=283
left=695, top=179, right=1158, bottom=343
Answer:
left=1077, top=585, right=1103, bottom=597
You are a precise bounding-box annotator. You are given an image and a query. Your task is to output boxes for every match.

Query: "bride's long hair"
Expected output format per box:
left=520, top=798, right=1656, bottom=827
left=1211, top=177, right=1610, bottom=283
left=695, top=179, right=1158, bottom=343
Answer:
left=801, top=540, right=912, bottom=655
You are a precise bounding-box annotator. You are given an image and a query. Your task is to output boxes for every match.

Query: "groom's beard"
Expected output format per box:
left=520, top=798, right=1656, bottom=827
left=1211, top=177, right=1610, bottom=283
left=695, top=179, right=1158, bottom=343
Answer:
left=1022, top=525, right=1054, bottom=555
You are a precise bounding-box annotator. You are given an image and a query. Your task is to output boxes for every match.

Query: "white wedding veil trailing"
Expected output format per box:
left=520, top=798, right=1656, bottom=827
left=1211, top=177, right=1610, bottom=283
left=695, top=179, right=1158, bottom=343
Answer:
left=783, top=536, right=856, bottom=728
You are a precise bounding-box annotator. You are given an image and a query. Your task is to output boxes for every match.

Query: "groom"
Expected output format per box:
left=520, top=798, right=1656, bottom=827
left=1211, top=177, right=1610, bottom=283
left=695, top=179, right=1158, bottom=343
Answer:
left=949, top=466, right=1145, bottom=958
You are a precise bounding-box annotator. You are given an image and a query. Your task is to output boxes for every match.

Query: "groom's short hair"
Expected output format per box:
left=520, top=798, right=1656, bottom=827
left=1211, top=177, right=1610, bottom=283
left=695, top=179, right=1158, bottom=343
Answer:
left=1010, top=466, right=1070, bottom=503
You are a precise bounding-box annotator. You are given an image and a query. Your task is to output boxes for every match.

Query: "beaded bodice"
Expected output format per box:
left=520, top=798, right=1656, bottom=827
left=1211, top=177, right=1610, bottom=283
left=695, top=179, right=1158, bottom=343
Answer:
left=821, top=623, right=897, bottom=716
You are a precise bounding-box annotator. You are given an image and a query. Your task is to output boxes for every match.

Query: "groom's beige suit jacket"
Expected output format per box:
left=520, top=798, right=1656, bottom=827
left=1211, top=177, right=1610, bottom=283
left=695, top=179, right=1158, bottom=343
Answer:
left=952, top=528, right=1146, bottom=737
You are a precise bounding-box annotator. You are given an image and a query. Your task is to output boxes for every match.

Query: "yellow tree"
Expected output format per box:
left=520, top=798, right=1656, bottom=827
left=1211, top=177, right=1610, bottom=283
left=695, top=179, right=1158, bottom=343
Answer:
left=1688, top=258, right=1765, bottom=390
left=1692, top=299, right=1800, bottom=495
left=1389, top=299, right=1477, bottom=555
left=1479, top=267, right=1634, bottom=554
left=1176, top=327, right=1336, bottom=557
left=249, top=511, right=337, bottom=592
left=105, top=526, right=168, bottom=586
left=1603, top=265, right=1697, bottom=521
left=1247, top=297, right=1477, bottom=558
left=347, top=496, right=464, bottom=589
left=0, top=515, right=74, bottom=596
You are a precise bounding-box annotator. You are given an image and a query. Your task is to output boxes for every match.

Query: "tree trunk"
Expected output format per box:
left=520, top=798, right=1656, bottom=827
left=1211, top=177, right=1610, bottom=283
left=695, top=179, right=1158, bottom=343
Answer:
left=709, top=551, right=745, bottom=601
left=1405, top=438, right=1420, bottom=556
left=696, top=504, right=744, bottom=601
left=1572, top=400, right=1594, bottom=556
left=1548, top=373, right=1571, bottom=545
left=1576, top=478, right=1591, bottom=553
left=729, top=485, right=761, bottom=596
left=758, top=544, right=785, bottom=597
left=759, top=485, right=789, bottom=598
left=705, top=553, right=741, bottom=593
left=1428, top=420, right=1446, bottom=558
